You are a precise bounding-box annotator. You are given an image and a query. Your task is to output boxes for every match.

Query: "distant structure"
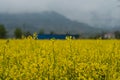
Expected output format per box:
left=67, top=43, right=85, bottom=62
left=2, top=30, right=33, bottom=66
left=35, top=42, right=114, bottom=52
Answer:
left=104, top=33, right=115, bottom=39
left=37, top=34, right=79, bottom=39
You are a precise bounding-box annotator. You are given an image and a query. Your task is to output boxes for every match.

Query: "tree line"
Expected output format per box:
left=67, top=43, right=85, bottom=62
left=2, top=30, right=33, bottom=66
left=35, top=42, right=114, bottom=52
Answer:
left=1, top=24, right=120, bottom=39
left=0, top=24, right=56, bottom=39
left=0, top=24, right=31, bottom=39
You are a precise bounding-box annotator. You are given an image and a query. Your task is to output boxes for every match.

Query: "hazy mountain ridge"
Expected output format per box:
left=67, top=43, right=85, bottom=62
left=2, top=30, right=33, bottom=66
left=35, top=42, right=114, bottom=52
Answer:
left=0, top=11, right=102, bottom=37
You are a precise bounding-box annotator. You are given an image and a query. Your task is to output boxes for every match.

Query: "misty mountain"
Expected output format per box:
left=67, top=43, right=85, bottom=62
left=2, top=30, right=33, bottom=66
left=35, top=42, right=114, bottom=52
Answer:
left=110, top=26, right=120, bottom=32
left=0, top=11, right=102, bottom=37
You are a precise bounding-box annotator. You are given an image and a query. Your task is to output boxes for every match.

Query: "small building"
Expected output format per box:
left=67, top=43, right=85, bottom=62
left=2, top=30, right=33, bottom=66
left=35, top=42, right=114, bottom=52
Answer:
left=37, top=34, right=79, bottom=39
left=104, top=33, right=115, bottom=39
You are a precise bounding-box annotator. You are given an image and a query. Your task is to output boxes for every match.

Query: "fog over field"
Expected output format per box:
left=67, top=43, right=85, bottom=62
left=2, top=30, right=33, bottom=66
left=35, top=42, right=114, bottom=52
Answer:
left=0, top=0, right=120, bottom=28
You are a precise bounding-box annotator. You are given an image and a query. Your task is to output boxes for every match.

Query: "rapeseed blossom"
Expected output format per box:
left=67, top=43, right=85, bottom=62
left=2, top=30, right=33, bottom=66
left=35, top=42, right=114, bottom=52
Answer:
left=0, top=39, right=120, bottom=80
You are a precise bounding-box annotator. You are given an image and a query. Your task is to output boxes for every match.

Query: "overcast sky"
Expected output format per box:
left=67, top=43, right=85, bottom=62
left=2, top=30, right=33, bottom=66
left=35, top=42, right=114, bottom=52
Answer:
left=0, top=0, right=120, bottom=27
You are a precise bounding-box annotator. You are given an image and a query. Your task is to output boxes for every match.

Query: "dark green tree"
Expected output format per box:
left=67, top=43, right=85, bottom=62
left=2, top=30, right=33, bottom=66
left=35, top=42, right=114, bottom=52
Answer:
left=24, top=31, right=32, bottom=37
left=0, top=24, right=7, bottom=39
left=114, top=31, right=120, bottom=39
left=14, top=28, right=22, bottom=39
left=50, top=31, right=55, bottom=35
left=91, top=33, right=101, bottom=39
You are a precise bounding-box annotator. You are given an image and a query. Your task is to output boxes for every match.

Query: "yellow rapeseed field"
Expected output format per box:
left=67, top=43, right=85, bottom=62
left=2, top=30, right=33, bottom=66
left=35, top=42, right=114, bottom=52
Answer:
left=0, top=38, right=120, bottom=80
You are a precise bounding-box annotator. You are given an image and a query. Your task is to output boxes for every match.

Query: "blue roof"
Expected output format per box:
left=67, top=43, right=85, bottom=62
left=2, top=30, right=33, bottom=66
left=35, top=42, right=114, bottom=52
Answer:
left=37, top=34, right=79, bottom=39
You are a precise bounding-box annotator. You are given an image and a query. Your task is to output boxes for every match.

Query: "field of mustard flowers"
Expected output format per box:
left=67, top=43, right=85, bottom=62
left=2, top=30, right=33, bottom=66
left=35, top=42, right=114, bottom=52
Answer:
left=0, top=38, right=120, bottom=80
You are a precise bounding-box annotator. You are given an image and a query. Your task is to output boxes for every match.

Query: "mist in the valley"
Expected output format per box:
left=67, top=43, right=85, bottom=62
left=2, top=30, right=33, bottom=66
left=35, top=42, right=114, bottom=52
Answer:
left=0, top=0, right=120, bottom=28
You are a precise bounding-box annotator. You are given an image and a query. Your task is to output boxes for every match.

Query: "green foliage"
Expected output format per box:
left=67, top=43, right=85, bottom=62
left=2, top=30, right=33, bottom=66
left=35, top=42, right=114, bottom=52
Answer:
left=50, top=31, right=55, bottom=35
left=14, top=28, right=22, bottom=39
left=0, top=24, right=7, bottom=39
left=114, top=31, right=120, bottom=39
left=23, top=31, right=32, bottom=37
